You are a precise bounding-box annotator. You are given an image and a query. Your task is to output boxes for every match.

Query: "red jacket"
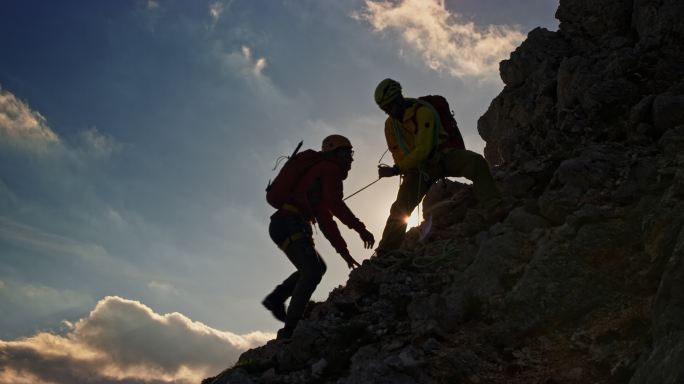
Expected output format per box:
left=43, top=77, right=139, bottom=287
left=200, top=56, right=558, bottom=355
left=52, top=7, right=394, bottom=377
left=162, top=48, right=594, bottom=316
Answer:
left=283, top=158, right=365, bottom=256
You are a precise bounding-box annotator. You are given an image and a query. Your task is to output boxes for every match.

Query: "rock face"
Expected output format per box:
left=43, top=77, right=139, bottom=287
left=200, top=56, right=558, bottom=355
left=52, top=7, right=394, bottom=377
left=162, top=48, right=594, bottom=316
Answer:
left=205, top=0, right=684, bottom=383
left=480, top=0, right=684, bottom=166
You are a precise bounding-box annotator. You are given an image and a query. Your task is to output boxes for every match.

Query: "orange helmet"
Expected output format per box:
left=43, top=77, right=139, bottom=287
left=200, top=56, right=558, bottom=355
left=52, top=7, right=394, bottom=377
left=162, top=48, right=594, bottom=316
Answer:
left=321, top=134, right=352, bottom=152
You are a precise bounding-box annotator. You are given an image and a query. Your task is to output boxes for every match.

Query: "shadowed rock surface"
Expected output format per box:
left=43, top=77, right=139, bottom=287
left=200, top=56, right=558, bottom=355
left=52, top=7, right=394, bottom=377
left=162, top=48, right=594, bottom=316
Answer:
left=204, top=0, right=684, bottom=382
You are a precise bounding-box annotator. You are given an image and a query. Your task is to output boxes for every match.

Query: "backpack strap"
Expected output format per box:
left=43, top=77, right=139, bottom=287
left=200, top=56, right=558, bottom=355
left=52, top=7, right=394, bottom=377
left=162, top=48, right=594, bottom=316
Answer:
left=392, top=99, right=442, bottom=159
left=412, top=98, right=442, bottom=156
left=392, top=118, right=411, bottom=155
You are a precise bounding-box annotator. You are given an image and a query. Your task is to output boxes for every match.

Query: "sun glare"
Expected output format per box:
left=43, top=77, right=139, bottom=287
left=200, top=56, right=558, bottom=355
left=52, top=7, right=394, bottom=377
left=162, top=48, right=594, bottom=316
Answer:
left=405, top=210, right=420, bottom=230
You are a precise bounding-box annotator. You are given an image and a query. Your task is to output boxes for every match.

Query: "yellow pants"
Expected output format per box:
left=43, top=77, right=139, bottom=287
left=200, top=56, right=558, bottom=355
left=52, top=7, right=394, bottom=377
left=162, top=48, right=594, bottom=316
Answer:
left=377, top=149, right=500, bottom=252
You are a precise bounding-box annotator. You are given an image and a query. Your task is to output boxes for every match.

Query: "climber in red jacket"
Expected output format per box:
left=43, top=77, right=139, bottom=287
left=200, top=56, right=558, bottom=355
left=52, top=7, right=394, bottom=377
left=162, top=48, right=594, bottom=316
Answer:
left=263, top=135, right=375, bottom=339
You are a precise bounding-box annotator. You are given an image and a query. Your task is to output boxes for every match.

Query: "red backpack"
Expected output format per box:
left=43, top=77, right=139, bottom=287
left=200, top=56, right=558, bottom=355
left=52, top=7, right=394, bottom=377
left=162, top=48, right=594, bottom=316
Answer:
left=418, top=95, right=465, bottom=150
left=266, top=142, right=324, bottom=209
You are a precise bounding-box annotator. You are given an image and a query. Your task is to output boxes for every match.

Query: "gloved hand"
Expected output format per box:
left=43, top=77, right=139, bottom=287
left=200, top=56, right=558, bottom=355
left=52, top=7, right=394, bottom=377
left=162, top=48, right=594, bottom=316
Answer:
left=378, top=164, right=400, bottom=178
left=358, top=228, right=375, bottom=249
left=341, top=250, right=361, bottom=269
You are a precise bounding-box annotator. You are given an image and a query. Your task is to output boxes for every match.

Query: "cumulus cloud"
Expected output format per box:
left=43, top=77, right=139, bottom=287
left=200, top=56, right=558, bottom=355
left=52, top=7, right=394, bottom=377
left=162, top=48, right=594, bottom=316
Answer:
left=0, top=296, right=273, bottom=384
left=353, top=0, right=525, bottom=78
left=0, top=86, right=60, bottom=153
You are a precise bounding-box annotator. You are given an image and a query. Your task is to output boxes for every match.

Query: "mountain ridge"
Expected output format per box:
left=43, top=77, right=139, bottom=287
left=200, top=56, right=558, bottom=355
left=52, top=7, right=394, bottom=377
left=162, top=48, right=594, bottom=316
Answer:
left=205, top=0, right=684, bottom=382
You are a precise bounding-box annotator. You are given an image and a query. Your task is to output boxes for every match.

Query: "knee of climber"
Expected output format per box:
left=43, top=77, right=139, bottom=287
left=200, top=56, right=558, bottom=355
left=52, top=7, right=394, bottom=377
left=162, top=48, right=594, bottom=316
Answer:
left=313, top=271, right=324, bottom=285
left=389, top=200, right=411, bottom=218
left=476, top=153, right=490, bottom=170
left=301, top=265, right=324, bottom=286
left=310, top=264, right=325, bottom=285
left=462, top=154, right=484, bottom=179
left=296, top=274, right=320, bottom=294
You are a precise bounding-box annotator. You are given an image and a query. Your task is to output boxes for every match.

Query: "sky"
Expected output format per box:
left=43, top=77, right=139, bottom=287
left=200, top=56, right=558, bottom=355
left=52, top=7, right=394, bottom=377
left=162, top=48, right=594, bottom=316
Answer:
left=0, top=0, right=558, bottom=382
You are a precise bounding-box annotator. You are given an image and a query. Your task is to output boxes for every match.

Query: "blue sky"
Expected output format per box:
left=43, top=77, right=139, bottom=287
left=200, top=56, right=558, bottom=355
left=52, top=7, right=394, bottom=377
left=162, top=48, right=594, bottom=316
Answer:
left=0, top=1, right=558, bottom=382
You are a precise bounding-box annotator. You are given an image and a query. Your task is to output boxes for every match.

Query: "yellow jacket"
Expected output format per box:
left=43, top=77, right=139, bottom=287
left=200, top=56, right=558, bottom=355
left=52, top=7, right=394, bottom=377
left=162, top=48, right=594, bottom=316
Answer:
left=383, top=100, right=446, bottom=171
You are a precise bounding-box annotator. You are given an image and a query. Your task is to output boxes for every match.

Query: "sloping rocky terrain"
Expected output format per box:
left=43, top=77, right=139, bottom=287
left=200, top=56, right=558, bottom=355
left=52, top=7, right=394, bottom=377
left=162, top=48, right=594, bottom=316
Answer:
left=204, top=0, right=684, bottom=382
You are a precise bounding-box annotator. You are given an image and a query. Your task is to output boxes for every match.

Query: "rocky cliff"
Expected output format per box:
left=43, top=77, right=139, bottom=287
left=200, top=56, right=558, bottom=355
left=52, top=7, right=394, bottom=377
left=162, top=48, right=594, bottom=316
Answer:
left=204, top=0, right=684, bottom=382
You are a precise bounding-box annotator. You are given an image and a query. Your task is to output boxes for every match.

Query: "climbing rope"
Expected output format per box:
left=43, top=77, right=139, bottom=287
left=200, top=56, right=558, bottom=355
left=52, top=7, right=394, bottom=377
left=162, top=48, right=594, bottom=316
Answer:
left=343, top=177, right=382, bottom=201
left=378, top=148, right=389, bottom=164
left=341, top=148, right=401, bottom=202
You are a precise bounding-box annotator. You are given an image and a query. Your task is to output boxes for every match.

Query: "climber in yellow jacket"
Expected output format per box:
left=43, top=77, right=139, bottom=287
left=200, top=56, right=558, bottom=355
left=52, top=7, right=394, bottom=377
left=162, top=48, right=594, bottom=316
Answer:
left=374, top=78, right=501, bottom=254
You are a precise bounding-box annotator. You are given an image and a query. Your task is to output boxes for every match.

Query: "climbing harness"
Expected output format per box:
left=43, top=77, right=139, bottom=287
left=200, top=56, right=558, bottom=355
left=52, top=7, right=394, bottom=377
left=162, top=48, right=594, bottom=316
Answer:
left=278, top=232, right=305, bottom=251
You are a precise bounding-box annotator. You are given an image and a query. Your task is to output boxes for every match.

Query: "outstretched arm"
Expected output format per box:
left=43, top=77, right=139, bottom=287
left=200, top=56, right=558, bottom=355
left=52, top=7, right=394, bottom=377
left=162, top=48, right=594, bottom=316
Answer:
left=316, top=165, right=375, bottom=258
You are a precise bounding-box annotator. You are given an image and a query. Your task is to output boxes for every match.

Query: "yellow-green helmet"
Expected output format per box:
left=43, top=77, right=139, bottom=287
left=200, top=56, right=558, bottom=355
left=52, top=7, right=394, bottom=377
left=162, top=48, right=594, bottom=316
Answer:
left=374, top=78, right=402, bottom=108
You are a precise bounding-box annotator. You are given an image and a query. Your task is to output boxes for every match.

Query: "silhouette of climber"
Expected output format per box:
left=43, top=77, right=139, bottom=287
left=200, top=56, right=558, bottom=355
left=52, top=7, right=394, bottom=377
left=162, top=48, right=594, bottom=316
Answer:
left=263, top=135, right=375, bottom=339
left=373, top=78, right=501, bottom=255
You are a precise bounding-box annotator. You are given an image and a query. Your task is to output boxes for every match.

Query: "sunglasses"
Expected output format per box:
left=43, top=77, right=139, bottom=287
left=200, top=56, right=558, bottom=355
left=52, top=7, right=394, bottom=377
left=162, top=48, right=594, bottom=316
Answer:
left=339, top=147, right=354, bottom=157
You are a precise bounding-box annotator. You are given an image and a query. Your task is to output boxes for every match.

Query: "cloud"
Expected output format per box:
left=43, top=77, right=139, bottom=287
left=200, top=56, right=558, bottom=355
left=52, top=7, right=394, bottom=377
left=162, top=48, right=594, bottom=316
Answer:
left=0, top=86, right=122, bottom=159
left=0, top=296, right=273, bottom=384
left=0, top=178, right=18, bottom=211
left=236, top=46, right=268, bottom=75
left=209, top=1, right=224, bottom=27
left=0, top=217, right=112, bottom=263
left=353, top=0, right=525, bottom=79
left=137, top=0, right=163, bottom=31
left=254, top=57, right=267, bottom=74
left=0, top=280, right=92, bottom=339
left=0, top=217, right=147, bottom=300
left=77, top=127, right=120, bottom=158
left=0, top=281, right=91, bottom=315
left=0, top=86, right=60, bottom=153
left=147, top=280, right=180, bottom=295
left=218, top=45, right=276, bottom=96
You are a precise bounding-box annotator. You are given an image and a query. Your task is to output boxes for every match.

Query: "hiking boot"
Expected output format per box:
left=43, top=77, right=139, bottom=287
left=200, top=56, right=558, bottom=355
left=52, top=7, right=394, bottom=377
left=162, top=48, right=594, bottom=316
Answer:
left=276, top=326, right=294, bottom=340
left=262, top=295, right=287, bottom=323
